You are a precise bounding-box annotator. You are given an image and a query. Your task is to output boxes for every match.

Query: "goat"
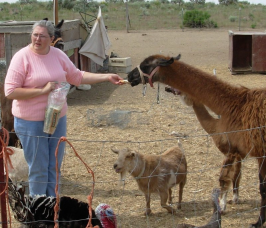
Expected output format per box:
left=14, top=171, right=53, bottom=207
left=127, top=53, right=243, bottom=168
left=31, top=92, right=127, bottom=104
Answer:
left=165, top=86, right=241, bottom=214
left=112, top=146, right=187, bottom=215
left=176, top=188, right=221, bottom=228
left=127, top=54, right=266, bottom=227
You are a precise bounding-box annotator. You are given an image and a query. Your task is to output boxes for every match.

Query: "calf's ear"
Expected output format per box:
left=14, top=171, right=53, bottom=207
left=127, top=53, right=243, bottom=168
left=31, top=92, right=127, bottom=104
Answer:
left=111, top=148, right=119, bottom=154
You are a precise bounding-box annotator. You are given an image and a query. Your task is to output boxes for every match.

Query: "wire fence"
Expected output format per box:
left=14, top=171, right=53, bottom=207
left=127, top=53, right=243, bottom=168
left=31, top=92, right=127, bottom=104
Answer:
left=0, top=84, right=264, bottom=228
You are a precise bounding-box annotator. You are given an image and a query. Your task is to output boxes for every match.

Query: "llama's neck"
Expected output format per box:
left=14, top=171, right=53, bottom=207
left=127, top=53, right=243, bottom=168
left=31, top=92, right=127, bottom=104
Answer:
left=156, top=61, right=242, bottom=115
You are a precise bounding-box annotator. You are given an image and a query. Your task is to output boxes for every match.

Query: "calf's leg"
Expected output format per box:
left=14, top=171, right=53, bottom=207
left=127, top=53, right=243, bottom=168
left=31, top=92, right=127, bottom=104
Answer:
left=159, top=190, right=175, bottom=214
left=168, top=188, right=173, bottom=204
left=178, top=180, right=186, bottom=209
left=144, top=193, right=152, bottom=215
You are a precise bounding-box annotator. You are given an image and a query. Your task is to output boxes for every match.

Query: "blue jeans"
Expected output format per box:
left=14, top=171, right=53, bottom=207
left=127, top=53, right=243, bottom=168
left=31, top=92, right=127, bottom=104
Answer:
left=14, top=116, right=66, bottom=197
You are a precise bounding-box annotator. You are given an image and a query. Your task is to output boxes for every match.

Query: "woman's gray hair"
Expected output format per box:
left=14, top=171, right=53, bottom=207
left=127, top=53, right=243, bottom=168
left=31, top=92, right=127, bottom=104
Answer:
left=32, top=20, right=54, bottom=37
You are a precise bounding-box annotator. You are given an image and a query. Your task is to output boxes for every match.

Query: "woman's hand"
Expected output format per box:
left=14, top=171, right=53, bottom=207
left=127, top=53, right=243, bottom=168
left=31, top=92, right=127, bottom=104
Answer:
left=41, top=81, right=58, bottom=94
left=81, top=72, right=123, bottom=85
left=108, top=74, right=124, bottom=85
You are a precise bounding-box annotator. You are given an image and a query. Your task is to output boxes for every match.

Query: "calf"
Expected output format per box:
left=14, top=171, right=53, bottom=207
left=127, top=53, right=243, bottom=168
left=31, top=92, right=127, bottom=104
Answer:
left=112, top=146, right=187, bottom=215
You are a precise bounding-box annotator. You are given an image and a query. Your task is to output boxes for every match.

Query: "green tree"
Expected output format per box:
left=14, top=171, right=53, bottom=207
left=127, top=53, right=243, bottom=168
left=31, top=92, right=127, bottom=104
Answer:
left=183, top=9, right=217, bottom=28
left=219, top=0, right=238, bottom=5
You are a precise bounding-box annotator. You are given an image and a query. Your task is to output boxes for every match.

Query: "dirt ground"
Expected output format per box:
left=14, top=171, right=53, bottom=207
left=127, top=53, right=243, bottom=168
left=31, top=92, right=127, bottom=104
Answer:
left=9, top=29, right=266, bottom=227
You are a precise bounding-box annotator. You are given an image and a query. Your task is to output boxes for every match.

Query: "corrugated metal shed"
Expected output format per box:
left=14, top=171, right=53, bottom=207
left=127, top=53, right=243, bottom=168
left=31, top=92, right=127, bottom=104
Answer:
left=229, top=30, right=266, bottom=74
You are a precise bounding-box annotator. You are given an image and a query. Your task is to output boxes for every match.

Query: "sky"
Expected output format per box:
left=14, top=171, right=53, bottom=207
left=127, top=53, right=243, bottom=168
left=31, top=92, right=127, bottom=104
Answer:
left=0, top=0, right=265, bottom=4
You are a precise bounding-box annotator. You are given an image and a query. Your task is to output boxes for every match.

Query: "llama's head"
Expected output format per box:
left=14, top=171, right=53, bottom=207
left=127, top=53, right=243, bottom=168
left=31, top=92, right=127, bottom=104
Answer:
left=112, top=147, right=137, bottom=181
left=127, top=54, right=181, bottom=87
left=43, top=18, right=64, bottom=50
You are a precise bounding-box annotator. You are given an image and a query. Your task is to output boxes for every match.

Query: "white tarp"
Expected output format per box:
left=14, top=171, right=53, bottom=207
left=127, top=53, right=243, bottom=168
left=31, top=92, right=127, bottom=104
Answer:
left=79, top=7, right=111, bottom=66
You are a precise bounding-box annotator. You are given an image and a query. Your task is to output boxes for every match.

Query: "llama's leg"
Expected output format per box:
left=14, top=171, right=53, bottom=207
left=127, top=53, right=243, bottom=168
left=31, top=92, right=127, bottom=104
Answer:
left=144, top=193, right=152, bottom=215
left=159, top=190, right=175, bottom=214
left=219, top=155, right=235, bottom=214
left=168, top=188, right=173, bottom=204
left=228, top=155, right=241, bottom=205
left=250, top=160, right=266, bottom=228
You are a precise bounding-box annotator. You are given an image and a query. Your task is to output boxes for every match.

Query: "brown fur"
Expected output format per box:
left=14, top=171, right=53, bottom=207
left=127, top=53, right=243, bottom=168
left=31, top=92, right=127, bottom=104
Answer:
left=112, top=146, right=187, bottom=215
left=0, top=82, right=18, bottom=146
left=127, top=54, right=266, bottom=227
left=165, top=87, right=241, bottom=213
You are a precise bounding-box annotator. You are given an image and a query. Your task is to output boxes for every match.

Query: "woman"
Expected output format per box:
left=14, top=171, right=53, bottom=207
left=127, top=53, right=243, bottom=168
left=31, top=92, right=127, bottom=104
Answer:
left=4, top=20, right=123, bottom=197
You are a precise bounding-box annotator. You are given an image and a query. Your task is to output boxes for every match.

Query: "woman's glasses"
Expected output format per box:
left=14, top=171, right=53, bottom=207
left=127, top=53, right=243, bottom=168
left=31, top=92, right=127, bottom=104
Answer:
left=32, top=33, right=49, bottom=39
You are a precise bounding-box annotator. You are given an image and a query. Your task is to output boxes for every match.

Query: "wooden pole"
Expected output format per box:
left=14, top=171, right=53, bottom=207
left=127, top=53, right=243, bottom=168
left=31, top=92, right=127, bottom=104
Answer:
left=0, top=117, right=7, bottom=228
left=53, top=0, right=58, bottom=25
left=125, top=0, right=129, bottom=33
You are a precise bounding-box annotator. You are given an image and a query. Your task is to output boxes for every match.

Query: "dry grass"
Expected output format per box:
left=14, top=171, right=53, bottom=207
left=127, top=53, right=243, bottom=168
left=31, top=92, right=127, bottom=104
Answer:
left=3, top=28, right=266, bottom=228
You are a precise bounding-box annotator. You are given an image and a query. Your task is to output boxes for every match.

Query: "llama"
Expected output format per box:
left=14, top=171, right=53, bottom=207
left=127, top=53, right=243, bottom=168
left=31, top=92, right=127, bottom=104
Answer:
left=1, top=19, right=64, bottom=147
left=176, top=188, right=221, bottom=228
left=112, top=146, right=187, bottom=215
left=127, top=53, right=266, bottom=227
left=165, top=86, right=241, bottom=214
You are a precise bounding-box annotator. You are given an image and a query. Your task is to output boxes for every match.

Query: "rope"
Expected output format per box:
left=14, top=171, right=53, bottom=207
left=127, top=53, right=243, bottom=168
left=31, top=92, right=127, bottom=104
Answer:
left=0, top=127, right=16, bottom=228
left=53, top=136, right=98, bottom=228
left=50, top=38, right=63, bottom=47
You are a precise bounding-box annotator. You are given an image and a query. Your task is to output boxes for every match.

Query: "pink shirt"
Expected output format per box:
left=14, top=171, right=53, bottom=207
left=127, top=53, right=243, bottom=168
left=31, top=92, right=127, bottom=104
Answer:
left=4, top=45, right=84, bottom=121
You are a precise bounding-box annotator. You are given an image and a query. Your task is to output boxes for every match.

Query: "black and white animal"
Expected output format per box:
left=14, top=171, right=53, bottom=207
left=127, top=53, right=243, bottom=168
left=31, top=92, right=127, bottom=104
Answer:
left=8, top=178, right=117, bottom=228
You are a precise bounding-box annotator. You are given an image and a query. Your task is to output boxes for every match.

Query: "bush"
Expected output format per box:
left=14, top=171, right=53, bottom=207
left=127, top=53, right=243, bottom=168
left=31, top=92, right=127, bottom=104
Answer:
left=183, top=9, right=217, bottom=28
left=229, top=15, right=238, bottom=22
left=251, top=22, right=256, bottom=29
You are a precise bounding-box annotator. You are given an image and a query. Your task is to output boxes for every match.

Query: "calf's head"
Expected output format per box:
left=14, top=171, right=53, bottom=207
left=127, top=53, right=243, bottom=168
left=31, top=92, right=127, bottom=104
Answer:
left=112, top=148, right=136, bottom=181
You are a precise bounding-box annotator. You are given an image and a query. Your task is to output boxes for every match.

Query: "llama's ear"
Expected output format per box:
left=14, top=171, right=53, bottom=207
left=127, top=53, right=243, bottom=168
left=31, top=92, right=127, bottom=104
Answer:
left=42, top=18, right=48, bottom=21
left=56, top=19, right=64, bottom=29
left=157, top=57, right=174, bottom=66
left=174, top=54, right=181, bottom=61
